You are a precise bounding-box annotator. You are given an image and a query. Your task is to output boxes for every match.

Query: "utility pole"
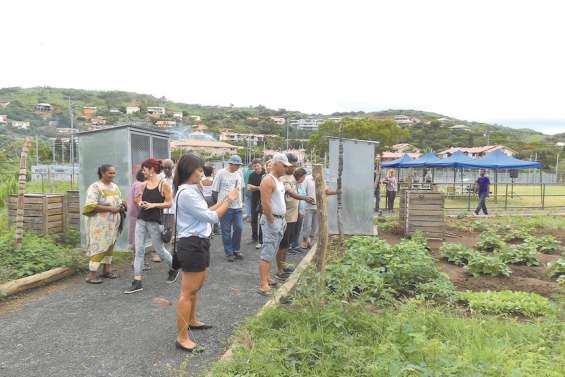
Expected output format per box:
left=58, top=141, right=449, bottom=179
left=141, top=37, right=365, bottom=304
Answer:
left=68, top=96, right=75, bottom=187
left=35, top=134, right=39, bottom=165
left=52, top=139, right=56, bottom=163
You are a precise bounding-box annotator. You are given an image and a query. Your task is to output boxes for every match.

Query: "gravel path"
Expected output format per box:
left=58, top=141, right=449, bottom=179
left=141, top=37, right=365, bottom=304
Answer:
left=0, top=227, right=303, bottom=377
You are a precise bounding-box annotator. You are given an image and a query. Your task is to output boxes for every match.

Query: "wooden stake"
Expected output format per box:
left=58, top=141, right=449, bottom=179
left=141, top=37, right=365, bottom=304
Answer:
left=15, top=137, right=32, bottom=250
left=336, top=125, right=344, bottom=253
left=313, top=164, right=328, bottom=273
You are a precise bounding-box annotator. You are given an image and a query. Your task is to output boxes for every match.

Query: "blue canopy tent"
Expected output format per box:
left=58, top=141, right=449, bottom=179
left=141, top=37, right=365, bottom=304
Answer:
left=381, top=154, right=414, bottom=168
left=401, top=151, right=443, bottom=168
left=470, top=149, right=543, bottom=169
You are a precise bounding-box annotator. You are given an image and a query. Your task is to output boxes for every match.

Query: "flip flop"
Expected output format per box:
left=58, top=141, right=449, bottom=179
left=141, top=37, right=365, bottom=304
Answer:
left=85, top=277, right=103, bottom=284
left=175, top=341, right=196, bottom=353
left=188, top=323, right=213, bottom=330
left=100, top=272, right=118, bottom=279
left=257, top=288, right=273, bottom=297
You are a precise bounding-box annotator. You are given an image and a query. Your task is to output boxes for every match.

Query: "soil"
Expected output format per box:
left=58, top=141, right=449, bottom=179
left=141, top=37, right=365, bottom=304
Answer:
left=378, top=226, right=562, bottom=298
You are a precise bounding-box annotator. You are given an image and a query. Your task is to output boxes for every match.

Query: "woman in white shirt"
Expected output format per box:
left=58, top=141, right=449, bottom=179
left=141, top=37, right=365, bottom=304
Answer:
left=172, top=153, right=239, bottom=352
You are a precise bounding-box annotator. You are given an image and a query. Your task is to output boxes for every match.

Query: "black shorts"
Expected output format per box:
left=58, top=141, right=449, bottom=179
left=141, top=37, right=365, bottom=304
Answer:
left=175, top=237, right=210, bottom=272
left=279, top=221, right=297, bottom=249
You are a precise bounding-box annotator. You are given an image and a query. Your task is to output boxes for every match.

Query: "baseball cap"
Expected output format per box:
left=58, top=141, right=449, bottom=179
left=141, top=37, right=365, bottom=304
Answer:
left=227, top=155, right=242, bottom=165
left=286, top=153, right=298, bottom=164
left=272, top=153, right=292, bottom=167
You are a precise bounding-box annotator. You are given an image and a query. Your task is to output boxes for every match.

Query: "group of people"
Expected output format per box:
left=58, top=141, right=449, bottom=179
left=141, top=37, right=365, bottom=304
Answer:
left=82, top=152, right=327, bottom=352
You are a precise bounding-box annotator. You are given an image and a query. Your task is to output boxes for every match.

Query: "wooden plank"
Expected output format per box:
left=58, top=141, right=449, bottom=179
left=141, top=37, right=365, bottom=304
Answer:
left=313, top=164, right=329, bottom=272
left=47, top=221, right=63, bottom=229
left=46, top=214, right=63, bottom=222
left=0, top=267, right=73, bottom=297
left=408, top=209, right=444, bottom=216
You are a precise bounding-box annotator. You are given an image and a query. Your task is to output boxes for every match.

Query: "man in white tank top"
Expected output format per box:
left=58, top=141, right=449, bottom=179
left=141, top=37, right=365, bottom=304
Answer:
left=257, top=153, right=291, bottom=295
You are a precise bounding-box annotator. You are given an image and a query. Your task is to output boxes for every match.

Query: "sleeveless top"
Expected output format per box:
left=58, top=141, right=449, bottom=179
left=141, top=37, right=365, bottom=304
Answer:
left=139, top=180, right=164, bottom=223
left=269, top=174, right=286, bottom=216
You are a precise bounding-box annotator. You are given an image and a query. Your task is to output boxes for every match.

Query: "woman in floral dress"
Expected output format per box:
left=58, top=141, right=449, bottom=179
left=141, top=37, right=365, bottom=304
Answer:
left=82, top=164, right=126, bottom=284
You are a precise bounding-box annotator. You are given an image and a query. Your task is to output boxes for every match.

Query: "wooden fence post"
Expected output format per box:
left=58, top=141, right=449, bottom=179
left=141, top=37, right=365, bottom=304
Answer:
left=15, top=137, right=32, bottom=250
left=313, top=164, right=328, bottom=273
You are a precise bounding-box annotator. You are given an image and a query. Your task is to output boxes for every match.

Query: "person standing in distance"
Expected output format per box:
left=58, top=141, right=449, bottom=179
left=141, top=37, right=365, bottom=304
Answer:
left=212, top=155, right=244, bottom=262
left=276, top=153, right=314, bottom=281
left=246, top=159, right=265, bottom=249
left=257, top=153, right=290, bottom=295
left=152, top=158, right=175, bottom=263
left=474, top=169, right=490, bottom=215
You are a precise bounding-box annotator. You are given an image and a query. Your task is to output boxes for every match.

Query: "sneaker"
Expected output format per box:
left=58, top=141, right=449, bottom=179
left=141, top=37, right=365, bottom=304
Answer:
left=274, top=273, right=288, bottom=282
left=255, top=243, right=262, bottom=249
left=234, top=251, right=243, bottom=260
left=283, top=266, right=295, bottom=274
left=227, top=255, right=235, bottom=262
left=166, top=269, right=180, bottom=284
left=124, top=280, right=143, bottom=294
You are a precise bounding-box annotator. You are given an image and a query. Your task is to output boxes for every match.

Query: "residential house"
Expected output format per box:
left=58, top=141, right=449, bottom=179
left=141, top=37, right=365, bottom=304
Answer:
left=126, top=106, right=140, bottom=114
left=82, top=106, right=97, bottom=117
left=219, top=131, right=276, bottom=146
left=147, top=106, right=166, bottom=116
left=393, top=115, right=419, bottom=125
left=155, top=120, right=177, bottom=128
left=88, top=124, right=114, bottom=131
left=12, top=121, right=31, bottom=130
left=269, top=116, right=286, bottom=125
left=326, top=117, right=342, bottom=122
left=438, top=145, right=516, bottom=158
left=290, top=118, right=323, bottom=131
left=90, top=116, right=107, bottom=126
left=381, top=151, right=422, bottom=163
left=449, top=124, right=470, bottom=131
left=437, top=117, right=451, bottom=123
left=34, top=103, right=53, bottom=112
left=109, top=108, right=121, bottom=114
left=391, top=143, right=421, bottom=154
left=172, top=112, right=183, bottom=119
left=189, top=115, right=201, bottom=122
left=0, top=115, right=7, bottom=124
left=171, top=139, right=238, bottom=156
left=0, top=100, right=10, bottom=108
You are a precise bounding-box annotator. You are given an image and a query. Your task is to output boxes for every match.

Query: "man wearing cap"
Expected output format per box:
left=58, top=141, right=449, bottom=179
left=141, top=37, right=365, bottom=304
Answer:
left=257, top=153, right=290, bottom=295
left=275, top=153, right=314, bottom=281
left=212, top=155, right=245, bottom=262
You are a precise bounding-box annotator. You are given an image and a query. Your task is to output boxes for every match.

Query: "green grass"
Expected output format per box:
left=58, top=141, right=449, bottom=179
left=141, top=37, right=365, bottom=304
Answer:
left=212, top=300, right=565, bottom=377
left=459, top=290, right=556, bottom=318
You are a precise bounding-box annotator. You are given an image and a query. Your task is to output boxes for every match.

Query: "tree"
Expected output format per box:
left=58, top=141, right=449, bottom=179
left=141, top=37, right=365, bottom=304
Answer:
left=308, top=118, right=409, bottom=156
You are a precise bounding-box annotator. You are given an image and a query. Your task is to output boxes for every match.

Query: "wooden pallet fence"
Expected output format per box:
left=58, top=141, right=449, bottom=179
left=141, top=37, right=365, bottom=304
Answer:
left=400, top=190, right=445, bottom=239
left=8, top=194, right=65, bottom=235
left=64, top=190, right=80, bottom=231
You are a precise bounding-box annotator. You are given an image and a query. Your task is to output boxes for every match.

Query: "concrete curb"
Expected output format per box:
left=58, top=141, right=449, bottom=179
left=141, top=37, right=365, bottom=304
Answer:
left=0, top=267, right=74, bottom=298
left=212, top=243, right=318, bottom=368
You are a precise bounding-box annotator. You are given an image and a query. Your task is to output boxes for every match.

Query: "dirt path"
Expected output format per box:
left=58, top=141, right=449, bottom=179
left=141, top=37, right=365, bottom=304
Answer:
left=0, top=228, right=303, bottom=377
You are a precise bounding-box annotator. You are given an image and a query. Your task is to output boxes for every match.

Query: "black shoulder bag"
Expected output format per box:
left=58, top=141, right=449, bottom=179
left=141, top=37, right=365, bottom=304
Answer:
left=171, top=188, right=186, bottom=271
left=158, top=179, right=174, bottom=243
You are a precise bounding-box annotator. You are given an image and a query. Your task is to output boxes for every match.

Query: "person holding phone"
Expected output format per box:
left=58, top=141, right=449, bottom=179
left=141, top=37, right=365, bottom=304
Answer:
left=212, top=155, right=244, bottom=262
left=172, top=153, right=239, bottom=352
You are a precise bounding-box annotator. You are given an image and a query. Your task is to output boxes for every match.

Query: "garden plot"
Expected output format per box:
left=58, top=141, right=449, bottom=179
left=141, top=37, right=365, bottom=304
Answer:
left=377, top=215, right=564, bottom=297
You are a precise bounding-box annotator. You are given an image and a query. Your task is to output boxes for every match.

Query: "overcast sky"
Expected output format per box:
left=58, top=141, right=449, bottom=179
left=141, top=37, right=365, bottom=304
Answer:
left=2, top=1, right=565, bottom=133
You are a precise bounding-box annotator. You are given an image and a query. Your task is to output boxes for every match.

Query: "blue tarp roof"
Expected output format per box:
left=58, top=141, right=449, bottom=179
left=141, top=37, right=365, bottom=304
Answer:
left=470, top=149, right=544, bottom=169
left=381, top=153, right=414, bottom=168
left=381, top=149, right=543, bottom=169
left=401, top=151, right=443, bottom=168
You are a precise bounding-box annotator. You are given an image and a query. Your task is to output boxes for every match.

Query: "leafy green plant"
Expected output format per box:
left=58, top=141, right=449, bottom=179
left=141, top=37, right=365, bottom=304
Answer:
left=327, top=236, right=455, bottom=302
left=526, top=235, right=561, bottom=254
left=546, top=258, right=565, bottom=280
left=464, top=253, right=511, bottom=277
left=498, top=244, right=540, bottom=266
left=475, top=230, right=505, bottom=252
left=502, top=226, right=531, bottom=242
left=439, top=242, right=477, bottom=266
left=459, top=290, right=556, bottom=318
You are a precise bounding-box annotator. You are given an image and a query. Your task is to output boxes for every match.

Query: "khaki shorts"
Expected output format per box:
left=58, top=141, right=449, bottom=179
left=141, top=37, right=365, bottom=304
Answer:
left=259, top=216, right=285, bottom=262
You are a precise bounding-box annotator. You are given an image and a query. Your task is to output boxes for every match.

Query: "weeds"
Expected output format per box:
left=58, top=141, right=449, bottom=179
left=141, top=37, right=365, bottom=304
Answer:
left=498, top=244, right=540, bottom=266
left=475, top=230, right=505, bottom=252
left=439, top=243, right=476, bottom=266
left=465, top=253, right=511, bottom=277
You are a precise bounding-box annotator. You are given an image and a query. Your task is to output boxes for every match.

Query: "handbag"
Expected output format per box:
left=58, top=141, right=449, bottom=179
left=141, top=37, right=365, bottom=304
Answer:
left=171, top=188, right=186, bottom=270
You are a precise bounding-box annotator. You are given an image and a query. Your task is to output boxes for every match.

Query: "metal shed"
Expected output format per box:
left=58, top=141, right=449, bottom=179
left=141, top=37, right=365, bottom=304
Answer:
left=327, top=137, right=379, bottom=235
left=77, top=125, right=170, bottom=249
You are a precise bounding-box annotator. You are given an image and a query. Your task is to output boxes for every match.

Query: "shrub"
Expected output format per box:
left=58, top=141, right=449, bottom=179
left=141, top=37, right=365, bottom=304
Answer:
left=475, top=230, right=505, bottom=252
left=459, top=290, right=556, bottom=318
left=498, top=244, right=540, bottom=266
left=439, top=243, right=476, bottom=266
left=464, top=253, right=511, bottom=277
